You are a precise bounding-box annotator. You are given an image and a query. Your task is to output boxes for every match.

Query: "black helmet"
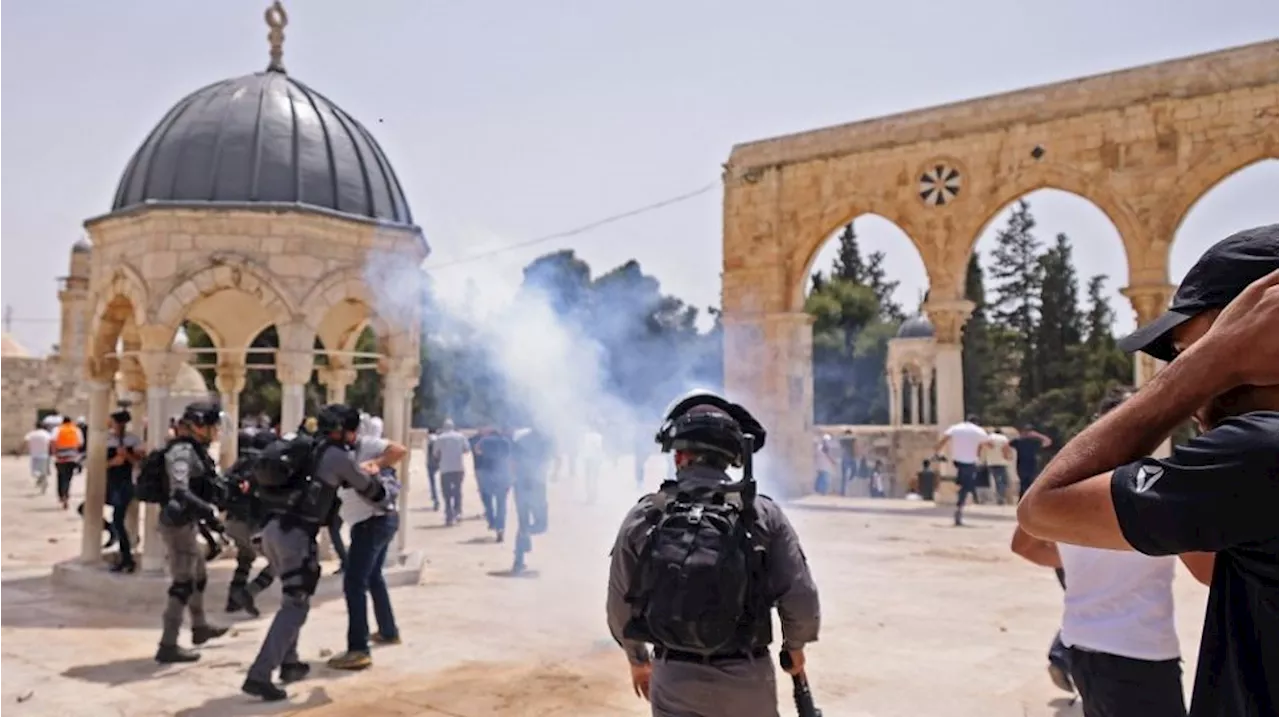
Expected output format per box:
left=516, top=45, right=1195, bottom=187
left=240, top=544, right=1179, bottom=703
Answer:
left=316, top=404, right=361, bottom=434
left=655, top=390, right=766, bottom=467
left=181, top=401, right=223, bottom=427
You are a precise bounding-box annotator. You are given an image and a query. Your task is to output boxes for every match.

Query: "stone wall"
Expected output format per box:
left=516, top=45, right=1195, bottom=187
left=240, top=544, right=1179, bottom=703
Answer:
left=816, top=424, right=940, bottom=498
left=0, top=358, right=63, bottom=453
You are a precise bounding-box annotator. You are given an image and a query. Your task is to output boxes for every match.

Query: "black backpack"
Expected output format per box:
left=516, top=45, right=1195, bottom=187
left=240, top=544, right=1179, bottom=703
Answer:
left=626, top=482, right=768, bottom=655
left=135, top=437, right=218, bottom=504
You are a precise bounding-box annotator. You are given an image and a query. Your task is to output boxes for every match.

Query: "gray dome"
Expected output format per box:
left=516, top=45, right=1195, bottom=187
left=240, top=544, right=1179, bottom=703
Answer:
left=896, top=314, right=935, bottom=339
left=111, top=70, right=413, bottom=225
left=71, top=238, right=92, bottom=253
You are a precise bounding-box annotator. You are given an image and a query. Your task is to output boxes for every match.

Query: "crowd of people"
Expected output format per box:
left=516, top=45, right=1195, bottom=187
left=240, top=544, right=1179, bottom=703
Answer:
left=11, top=225, right=1276, bottom=716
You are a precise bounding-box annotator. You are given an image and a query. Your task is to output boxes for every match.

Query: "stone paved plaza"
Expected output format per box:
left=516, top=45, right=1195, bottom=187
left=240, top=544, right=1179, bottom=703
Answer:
left=1, top=454, right=1210, bottom=716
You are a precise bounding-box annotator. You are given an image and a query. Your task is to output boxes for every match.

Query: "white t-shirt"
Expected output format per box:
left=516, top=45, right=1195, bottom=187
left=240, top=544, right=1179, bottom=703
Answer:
left=368, top=416, right=384, bottom=439
left=339, top=436, right=391, bottom=526
left=25, top=429, right=52, bottom=458
left=944, top=422, right=989, bottom=464
left=813, top=438, right=837, bottom=472
left=24, top=427, right=51, bottom=455
left=1059, top=544, right=1181, bottom=661
left=983, top=433, right=1012, bottom=467
left=432, top=430, right=470, bottom=473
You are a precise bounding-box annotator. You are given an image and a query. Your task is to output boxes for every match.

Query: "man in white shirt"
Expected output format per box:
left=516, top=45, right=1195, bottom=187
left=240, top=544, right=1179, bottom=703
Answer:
left=431, top=419, right=470, bottom=526
left=25, top=422, right=52, bottom=493
left=1011, top=388, right=1214, bottom=715
left=983, top=428, right=1015, bottom=505
left=328, top=429, right=407, bottom=671
left=935, top=415, right=991, bottom=526
left=367, top=416, right=384, bottom=440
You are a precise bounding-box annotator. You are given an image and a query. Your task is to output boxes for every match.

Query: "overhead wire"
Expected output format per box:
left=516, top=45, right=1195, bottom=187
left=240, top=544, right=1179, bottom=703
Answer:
left=424, top=181, right=719, bottom=271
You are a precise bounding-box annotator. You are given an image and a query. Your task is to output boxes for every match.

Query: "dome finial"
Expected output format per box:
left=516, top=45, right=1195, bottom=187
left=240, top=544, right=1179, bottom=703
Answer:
left=265, top=1, right=288, bottom=73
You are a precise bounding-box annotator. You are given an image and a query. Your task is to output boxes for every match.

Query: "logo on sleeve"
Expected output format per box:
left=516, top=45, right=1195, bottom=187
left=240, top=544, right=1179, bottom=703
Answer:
left=1132, top=465, right=1164, bottom=493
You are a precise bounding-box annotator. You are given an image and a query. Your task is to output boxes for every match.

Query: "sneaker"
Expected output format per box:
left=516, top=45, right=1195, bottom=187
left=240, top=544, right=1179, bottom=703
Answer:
left=191, top=624, right=229, bottom=645
left=279, top=661, right=311, bottom=683
left=155, top=644, right=200, bottom=664
left=109, top=560, right=136, bottom=574
left=326, top=651, right=373, bottom=671
left=370, top=632, right=401, bottom=646
left=1048, top=663, right=1075, bottom=693
left=495, top=530, right=504, bottom=544
left=242, top=677, right=287, bottom=701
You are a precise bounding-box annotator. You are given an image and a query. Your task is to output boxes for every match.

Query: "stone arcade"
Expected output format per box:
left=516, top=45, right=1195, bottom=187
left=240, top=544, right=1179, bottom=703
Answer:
left=721, top=41, right=1278, bottom=491
left=55, top=3, right=428, bottom=592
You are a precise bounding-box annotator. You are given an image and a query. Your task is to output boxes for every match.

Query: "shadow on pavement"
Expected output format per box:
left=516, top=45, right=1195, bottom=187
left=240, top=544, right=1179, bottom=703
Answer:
left=61, top=655, right=199, bottom=686
left=175, top=685, right=335, bottom=717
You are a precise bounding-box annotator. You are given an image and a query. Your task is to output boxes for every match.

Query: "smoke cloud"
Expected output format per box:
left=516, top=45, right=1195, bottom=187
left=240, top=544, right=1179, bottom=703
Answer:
left=362, top=242, right=729, bottom=650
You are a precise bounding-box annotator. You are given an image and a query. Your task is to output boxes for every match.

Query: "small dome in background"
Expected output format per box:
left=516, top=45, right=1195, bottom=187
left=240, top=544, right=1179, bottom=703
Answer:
left=71, top=238, right=92, bottom=253
left=1, top=333, right=31, bottom=358
left=896, top=314, right=935, bottom=339
left=170, top=362, right=210, bottom=397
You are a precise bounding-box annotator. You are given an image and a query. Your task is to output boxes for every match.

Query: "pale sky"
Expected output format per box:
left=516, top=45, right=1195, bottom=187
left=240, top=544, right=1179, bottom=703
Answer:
left=3, top=0, right=1277, bottom=354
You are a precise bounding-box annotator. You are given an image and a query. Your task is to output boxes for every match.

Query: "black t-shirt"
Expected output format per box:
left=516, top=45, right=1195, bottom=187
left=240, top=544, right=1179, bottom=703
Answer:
left=1009, top=436, right=1042, bottom=477
left=1111, top=411, right=1278, bottom=717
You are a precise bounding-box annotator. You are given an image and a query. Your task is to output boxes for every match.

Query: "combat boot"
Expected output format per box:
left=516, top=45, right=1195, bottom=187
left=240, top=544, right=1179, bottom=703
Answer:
left=242, top=677, right=287, bottom=701
left=226, top=586, right=260, bottom=617
left=280, top=661, right=311, bottom=683
left=192, top=624, right=229, bottom=645
left=155, top=644, right=200, bottom=664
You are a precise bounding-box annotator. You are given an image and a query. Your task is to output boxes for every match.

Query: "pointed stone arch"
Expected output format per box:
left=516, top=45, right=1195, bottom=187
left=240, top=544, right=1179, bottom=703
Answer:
left=1164, top=144, right=1280, bottom=245
left=154, top=253, right=298, bottom=344
left=301, top=267, right=412, bottom=358
left=958, top=164, right=1143, bottom=295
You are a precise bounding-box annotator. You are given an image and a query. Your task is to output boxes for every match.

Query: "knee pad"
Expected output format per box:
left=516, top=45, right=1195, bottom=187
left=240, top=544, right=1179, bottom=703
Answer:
left=168, top=580, right=194, bottom=603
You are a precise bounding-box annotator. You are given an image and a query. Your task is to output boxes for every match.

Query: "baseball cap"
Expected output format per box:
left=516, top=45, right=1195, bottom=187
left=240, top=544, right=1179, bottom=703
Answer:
left=1117, top=224, right=1278, bottom=361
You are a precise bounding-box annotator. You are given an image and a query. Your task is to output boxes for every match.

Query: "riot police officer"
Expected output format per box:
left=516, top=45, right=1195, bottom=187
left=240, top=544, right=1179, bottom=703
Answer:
left=606, top=391, right=821, bottom=717
left=155, top=401, right=230, bottom=664
left=242, top=404, right=390, bottom=701
left=224, top=431, right=274, bottom=617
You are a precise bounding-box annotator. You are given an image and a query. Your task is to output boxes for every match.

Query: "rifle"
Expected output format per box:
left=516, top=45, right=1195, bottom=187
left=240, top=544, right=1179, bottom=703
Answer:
left=197, top=517, right=230, bottom=562
left=779, top=650, right=823, bottom=717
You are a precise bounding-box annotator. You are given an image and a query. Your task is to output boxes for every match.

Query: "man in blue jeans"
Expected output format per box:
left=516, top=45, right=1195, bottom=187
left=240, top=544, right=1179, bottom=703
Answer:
left=327, top=431, right=407, bottom=670
left=475, top=427, right=514, bottom=543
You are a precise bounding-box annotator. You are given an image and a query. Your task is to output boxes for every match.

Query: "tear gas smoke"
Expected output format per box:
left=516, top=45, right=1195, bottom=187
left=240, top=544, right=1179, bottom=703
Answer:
left=362, top=244, right=727, bottom=648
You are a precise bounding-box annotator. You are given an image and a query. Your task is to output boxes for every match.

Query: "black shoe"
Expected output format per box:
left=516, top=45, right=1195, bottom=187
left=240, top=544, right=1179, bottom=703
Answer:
left=155, top=644, right=200, bottom=663
left=227, top=586, right=260, bottom=617
left=279, top=662, right=311, bottom=683
left=242, top=677, right=287, bottom=702
left=495, top=531, right=504, bottom=544
left=432, top=501, right=440, bottom=512
left=110, top=561, right=136, bottom=574
left=191, top=624, right=229, bottom=645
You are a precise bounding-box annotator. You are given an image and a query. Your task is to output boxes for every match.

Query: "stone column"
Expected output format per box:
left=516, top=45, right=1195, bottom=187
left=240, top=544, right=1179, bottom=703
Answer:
left=215, top=361, right=247, bottom=469
left=924, top=366, right=936, bottom=425
left=275, top=325, right=316, bottom=434
left=138, top=349, right=174, bottom=573
left=79, top=379, right=112, bottom=564
left=318, top=365, right=357, bottom=405
left=723, top=311, right=814, bottom=496
left=1122, top=283, right=1176, bottom=456
left=276, top=356, right=311, bottom=435
left=886, top=371, right=901, bottom=427
left=379, top=359, right=419, bottom=556
left=907, top=377, right=920, bottom=425
left=924, top=300, right=975, bottom=429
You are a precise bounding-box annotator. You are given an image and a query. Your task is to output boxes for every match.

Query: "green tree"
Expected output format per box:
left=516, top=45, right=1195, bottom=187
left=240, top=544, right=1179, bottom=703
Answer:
left=961, top=253, right=994, bottom=421
left=1035, top=233, right=1086, bottom=392
left=987, top=200, right=1044, bottom=403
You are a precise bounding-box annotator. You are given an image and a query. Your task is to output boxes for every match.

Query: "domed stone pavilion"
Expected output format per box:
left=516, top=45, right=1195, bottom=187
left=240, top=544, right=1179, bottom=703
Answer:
left=71, top=2, right=427, bottom=571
